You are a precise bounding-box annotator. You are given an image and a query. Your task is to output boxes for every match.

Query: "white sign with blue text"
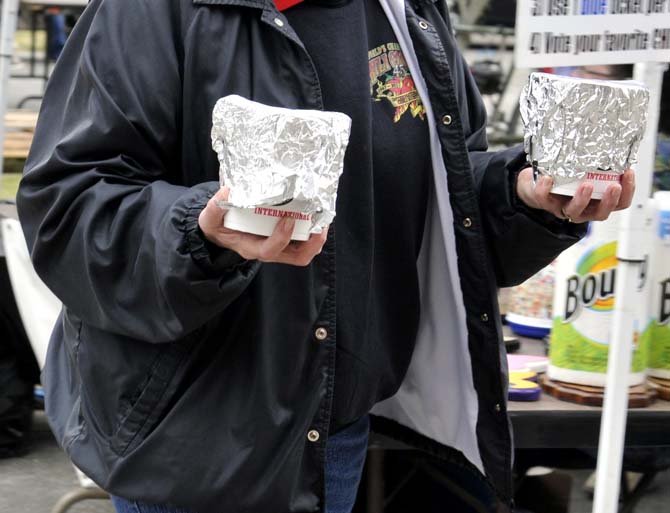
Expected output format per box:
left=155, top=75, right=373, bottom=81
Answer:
left=515, top=0, right=670, bottom=67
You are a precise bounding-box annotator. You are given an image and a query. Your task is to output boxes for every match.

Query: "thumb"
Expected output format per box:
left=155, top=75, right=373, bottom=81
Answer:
left=199, top=186, right=230, bottom=230
left=212, top=185, right=230, bottom=207
left=210, top=185, right=231, bottom=215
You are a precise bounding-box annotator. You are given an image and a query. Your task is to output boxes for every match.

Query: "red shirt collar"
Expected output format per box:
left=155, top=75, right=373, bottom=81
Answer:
left=274, top=0, right=304, bottom=11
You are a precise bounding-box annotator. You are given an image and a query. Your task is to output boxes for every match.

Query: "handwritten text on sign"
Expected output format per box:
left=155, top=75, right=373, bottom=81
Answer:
left=515, top=0, right=670, bottom=67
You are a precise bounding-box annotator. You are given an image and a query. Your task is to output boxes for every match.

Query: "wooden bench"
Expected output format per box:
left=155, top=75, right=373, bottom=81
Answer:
left=3, top=110, right=39, bottom=160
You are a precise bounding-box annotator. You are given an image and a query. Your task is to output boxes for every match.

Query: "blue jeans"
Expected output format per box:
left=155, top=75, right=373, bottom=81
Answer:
left=111, top=415, right=370, bottom=513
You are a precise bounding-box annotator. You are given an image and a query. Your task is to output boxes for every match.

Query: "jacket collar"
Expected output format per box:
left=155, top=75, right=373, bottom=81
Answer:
left=192, top=0, right=439, bottom=8
left=192, top=0, right=272, bottom=9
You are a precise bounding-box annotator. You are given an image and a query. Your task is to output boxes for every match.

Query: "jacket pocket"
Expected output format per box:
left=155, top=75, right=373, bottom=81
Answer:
left=109, top=340, right=191, bottom=456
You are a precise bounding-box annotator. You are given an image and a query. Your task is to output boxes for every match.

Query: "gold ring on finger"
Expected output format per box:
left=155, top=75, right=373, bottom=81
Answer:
left=560, top=207, right=573, bottom=223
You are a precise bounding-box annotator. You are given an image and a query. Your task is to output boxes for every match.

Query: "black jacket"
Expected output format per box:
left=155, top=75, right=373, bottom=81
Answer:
left=17, top=1, right=585, bottom=512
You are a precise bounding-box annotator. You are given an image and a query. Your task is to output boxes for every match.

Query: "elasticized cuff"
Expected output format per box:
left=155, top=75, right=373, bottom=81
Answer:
left=182, top=184, right=249, bottom=274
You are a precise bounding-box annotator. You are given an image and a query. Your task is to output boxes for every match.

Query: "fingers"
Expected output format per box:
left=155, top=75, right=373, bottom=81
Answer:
left=198, top=185, right=329, bottom=265
left=521, top=168, right=636, bottom=224
left=271, top=226, right=329, bottom=267
left=590, top=183, right=622, bottom=221
left=257, top=218, right=296, bottom=261
left=208, top=186, right=230, bottom=214
left=223, top=217, right=294, bottom=261
left=561, top=169, right=633, bottom=222
left=615, top=169, right=635, bottom=210
left=533, top=176, right=565, bottom=216
left=560, top=181, right=594, bottom=222
left=198, top=187, right=231, bottom=243
left=231, top=220, right=329, bottom=267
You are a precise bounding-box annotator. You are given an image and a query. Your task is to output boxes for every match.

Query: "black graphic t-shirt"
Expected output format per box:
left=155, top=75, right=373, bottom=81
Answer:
left=285, top=0, right=431, bottom=431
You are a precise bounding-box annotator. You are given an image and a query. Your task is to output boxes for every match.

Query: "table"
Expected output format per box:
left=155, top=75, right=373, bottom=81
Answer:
left=510, top=392, right=670, bottom=450
left=2, top=109, right=37, bottom=159
left=365, top=332, right=670, bottom=513
left=507, top=332, right=670, bottom=450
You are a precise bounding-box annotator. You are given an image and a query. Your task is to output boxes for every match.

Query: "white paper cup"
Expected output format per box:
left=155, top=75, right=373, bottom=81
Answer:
left=549, top=170, right=624, bottom=199
left=223, top=202, right=313, bottom=241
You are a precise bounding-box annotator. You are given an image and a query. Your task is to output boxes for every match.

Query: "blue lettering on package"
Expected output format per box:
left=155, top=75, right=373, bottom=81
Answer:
left=581, top=0, right=607, bottom=15
left=660, top=211, right=670, bottom=240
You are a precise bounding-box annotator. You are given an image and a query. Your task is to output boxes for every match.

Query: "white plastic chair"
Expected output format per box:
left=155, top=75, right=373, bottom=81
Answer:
left=0, top=217, right=110, bottom=513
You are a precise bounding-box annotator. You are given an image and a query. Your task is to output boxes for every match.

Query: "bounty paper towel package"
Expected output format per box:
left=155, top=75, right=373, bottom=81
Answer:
left=648, top=191, right=670, bottom=380
left=548, top=209, right=653, bottom=387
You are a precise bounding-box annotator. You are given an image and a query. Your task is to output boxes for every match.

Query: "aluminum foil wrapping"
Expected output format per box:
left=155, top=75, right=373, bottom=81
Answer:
left=211, top=95, right=352, bottom=232
left=520, top=72, right=649, bottom=192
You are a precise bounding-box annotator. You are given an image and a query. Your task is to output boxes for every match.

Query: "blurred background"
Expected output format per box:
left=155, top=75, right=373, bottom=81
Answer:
left=0, top=1, right=669, bottom=513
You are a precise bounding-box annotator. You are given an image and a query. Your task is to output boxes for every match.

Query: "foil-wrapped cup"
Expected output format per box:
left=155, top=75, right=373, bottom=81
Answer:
left=211, top=95, right=351, bottom=240
left=520, top=72, right=649, bottom=198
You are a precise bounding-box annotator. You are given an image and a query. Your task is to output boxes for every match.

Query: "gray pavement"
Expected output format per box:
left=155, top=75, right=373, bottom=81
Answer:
left=5, top=50, right=49, bottom=110
left=0, top=412, right=115, bottom=513
left=569, top=469, right=670, bottom=513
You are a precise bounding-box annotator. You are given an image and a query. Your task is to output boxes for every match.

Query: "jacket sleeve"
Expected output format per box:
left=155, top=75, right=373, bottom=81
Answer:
left=469, top=141, right=587, bottom=288
left=434, top=10, right=587, bottom=288
left=17, top=0, right=259, bottom=343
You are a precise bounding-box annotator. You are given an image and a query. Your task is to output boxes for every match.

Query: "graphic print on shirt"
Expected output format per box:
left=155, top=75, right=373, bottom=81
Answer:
left=369, top=42, right=426, bottom=123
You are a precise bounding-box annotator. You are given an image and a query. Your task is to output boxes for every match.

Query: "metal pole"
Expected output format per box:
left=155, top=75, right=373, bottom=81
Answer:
left=0, top=0, right=21, bottom=177
left=592, top=62, right=666, bottom=513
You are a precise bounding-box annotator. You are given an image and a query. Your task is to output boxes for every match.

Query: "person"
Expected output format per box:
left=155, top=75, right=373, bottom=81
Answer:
left=16, top=1, right=634, bottom=512
left=46, top=8, right=67, bottom=61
